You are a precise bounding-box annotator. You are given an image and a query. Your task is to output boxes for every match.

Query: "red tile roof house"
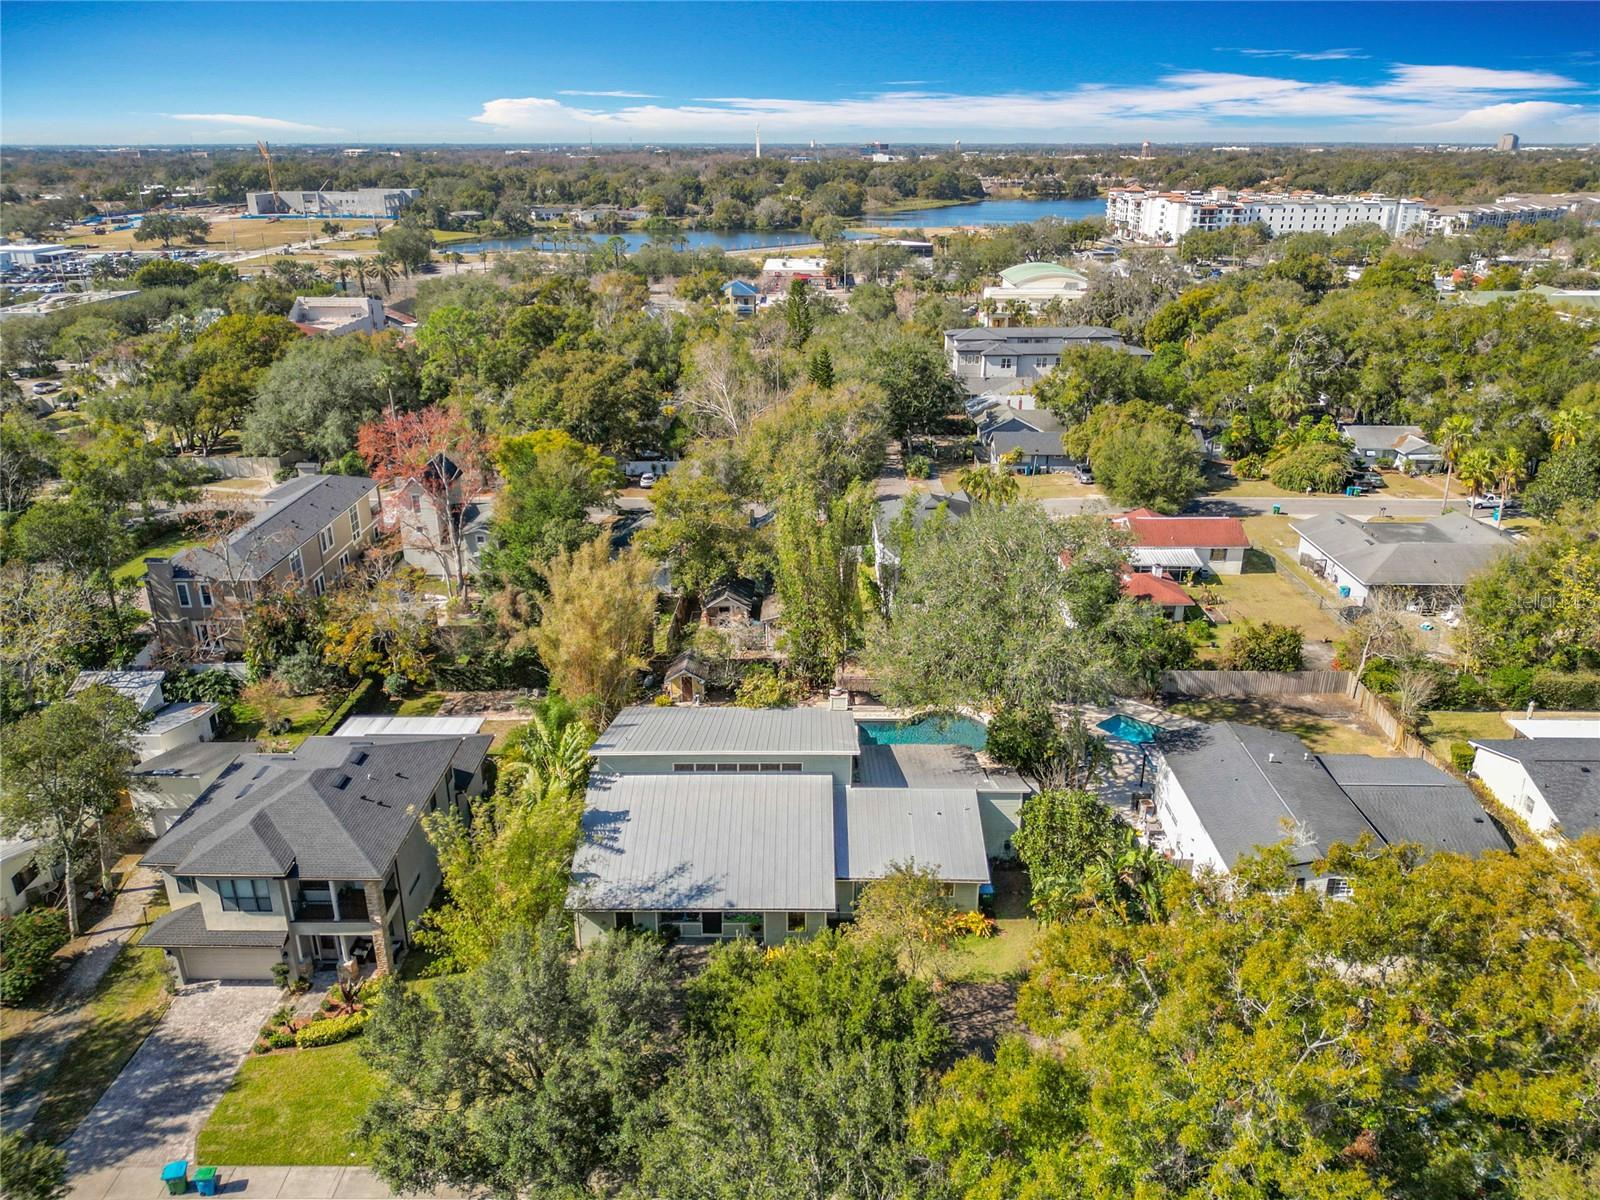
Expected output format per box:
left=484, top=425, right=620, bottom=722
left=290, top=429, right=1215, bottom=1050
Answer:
left=1057, top=552, right=1197, bottom=622
left=1114, top=509, right=1250, bottom=578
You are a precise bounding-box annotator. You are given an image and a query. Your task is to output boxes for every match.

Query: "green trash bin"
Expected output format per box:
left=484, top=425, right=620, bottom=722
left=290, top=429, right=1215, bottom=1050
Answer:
left=161, top=1160, right=188, bottom=1195
left=194, top=1167, right=219, bottom=1197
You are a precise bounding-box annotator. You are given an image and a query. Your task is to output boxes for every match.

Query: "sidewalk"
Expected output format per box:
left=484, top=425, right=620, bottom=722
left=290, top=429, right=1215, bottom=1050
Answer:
left=68, top=1165, right=473, bottom=1199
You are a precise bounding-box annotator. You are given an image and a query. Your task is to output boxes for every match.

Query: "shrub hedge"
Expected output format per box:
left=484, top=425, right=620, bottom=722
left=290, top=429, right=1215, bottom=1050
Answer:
left=1531, top=670, right=1600, bottom=711
left=295, top=1010, right=369, bottom=1048
left=0, top=908, right=71, bottom=1005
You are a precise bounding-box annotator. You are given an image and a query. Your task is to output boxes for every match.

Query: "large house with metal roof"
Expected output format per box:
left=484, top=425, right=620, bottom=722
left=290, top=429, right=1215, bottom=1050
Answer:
left=138, top=733, right=490, bottom=983
left=568, top=706, right=1028, bottom=947
left=943, top=326, right=1152, bottom=393
left=1152, top=722, right=1509, bottom=886
left=1115, top=509, right=1250, bottom=577
left=1291, top=511, right=1512, bottom=609
left=1468, top=737, right=1600, bottom=840
left=68, top=669, right=220, bottom=763
left=145, top=472, right=379, bottom=655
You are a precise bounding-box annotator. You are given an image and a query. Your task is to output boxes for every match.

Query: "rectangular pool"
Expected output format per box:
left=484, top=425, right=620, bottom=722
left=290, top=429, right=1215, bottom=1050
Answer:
left=857, top=714, right=988, bottom=750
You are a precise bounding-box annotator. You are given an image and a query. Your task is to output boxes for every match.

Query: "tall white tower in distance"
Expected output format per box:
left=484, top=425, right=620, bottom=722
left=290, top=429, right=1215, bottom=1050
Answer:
left=755, top=125, right=762, bottom=159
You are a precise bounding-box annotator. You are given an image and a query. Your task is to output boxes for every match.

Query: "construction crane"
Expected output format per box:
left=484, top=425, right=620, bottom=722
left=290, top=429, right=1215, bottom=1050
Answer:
left=256, top=140, right=279, bottom=196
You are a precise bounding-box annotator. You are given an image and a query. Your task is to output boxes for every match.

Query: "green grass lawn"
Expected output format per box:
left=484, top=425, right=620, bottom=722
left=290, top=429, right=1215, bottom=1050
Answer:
left=229, top=693, right=332, bottom=747
left=394, top=691, right=447, bottom=716
left=1168, top=696, right=1396, bottom=757
left=1197, top=548, right=1345, bottom=649
left=197, top=1039, right=385, bottom=1166
left=112, top=529, right=208, bottom=583
left=1419, top=710, right=1514, bottom=760
left=27, top=901, right=173, bottom=1145
left=944, top=918, right=1039, bottom=982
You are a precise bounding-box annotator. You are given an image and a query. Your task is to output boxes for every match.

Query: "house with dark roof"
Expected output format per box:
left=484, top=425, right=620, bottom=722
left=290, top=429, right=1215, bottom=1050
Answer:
left=942, top=326, right=1152, bottom=394
left=1468, top=737, right=1600, bottom=840
left=138, top=734, right=490, bottom=983
left=569, top=706, right=1005, bottom=946
left=1292, top=511, right=1512, bottom=609
left=1341, top=424, right=1443, bottom=472
left=1153, top=722, right=1508, bottom=885
left=145, top=472, right=379, bottom=655
left=392, top=454, right=495, bottom=582
left=872, top=488, right=970, bottom=598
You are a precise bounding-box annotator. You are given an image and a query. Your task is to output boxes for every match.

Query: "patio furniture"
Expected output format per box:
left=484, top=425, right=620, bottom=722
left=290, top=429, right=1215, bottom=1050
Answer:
left=161, top=1160, right=188, bottom=1195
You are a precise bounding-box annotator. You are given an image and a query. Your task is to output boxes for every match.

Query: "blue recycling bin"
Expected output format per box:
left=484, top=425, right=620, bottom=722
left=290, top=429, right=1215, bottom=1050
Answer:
left=161, top=1160, right=188, bottom=1195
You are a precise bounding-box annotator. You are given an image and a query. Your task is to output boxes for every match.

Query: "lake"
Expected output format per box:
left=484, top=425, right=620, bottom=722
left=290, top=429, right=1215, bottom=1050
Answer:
left=446, top=197, right=1107, bottom=257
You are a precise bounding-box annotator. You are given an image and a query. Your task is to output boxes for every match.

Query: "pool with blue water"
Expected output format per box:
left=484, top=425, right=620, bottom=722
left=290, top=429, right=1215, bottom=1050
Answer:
left=857, top=714, right=988, bottom=750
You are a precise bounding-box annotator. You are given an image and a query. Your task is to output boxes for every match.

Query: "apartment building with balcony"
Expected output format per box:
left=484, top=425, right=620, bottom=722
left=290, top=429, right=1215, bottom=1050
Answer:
left=1106, top=188, right=1428, bottom=244
left=138, top=733, right=490, bottom=983
left=144, top=472, right=379, bottom=655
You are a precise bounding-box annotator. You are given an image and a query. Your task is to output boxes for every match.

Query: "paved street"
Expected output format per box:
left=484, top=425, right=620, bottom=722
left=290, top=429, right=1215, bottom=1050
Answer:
left=66, top=981, right=281, bottom=1174
left=1036, top=493, right=1476, bottom=520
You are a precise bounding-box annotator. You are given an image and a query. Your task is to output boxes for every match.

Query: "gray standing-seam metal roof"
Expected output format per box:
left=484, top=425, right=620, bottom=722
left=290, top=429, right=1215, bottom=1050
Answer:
left=1342, top=424, right=1429, bottom=455
left=1292, top=511, right=1512, bottom=588
left=140, top=702, right=219, bottom=737
left=947, top=325, right=1125, bottom=343
left=1469, top=738, right=1600, bottom=836
left=1159, top=722, right=1381, bottom=868
left=835, top=787, right=990, bottom=882
left=141, top=904, right=289, bottom=950
left=140, top=735, right=490, bottom=880
left=68, top=670, right=166, bottom=712
left=173, top=474, right=376, bottom=581
left=857, top=742, right=1032, bottom=796
left=592, top=706, right=861, bottom=757
left=569, top=774, right=836, bottom=911
left=1319, top=755, right=1511, bottom=855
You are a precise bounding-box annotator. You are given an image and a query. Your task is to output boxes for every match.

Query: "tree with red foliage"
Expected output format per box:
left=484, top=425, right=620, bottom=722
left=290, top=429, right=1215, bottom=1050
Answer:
left=357, top=407, right=492, bottom=601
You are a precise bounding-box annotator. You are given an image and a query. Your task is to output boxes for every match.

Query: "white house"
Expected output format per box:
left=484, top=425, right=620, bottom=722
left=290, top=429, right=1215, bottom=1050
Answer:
left=287, top=295, right=386, bottom=336
left=1468, top=738, right=1600, bottom=840
left=2, top=837, right=55, bottom=916
left=1114, top=509, right=1250, bottom=577
left=979, top=262, right=1089, bottom=326
left=68, top=670, right=219, bottom=763
left=943, top=326, right=1151, bottom=393
left=1342, top=425, right=1443, bottom=473
left=1153, top=722, right=1508, bottom=884
left=1291, top=511, right=1512, bottom=609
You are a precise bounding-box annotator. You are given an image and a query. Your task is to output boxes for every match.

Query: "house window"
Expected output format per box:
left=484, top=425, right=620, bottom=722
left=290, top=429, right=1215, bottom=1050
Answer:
left=716, top=763, right=739, bottom=773
left=198, top=583, right=214, bottom=607
left=176, top=876, right=197, bottom=894
left=175, top=582, right=192, bottom=608
left=347, top=504, right=362, bottom=537
left=997, top=357, right=1014, bottom=370
left=474, top=533, right=488, bottom=549
left=673, top=764, right=695, bottom=773
left=701, top=912, right=723, bottom=936
left=615, top=912, right=636, bottom=931
left=1325, top=877, right=1352, bottom=898
left=1209, top=548, right=1228, bottom=562
left=319, top=525, right=335, bottom=553
left=938, top=882, right=955, bottom=899
left=218, top=878, right=273, bottom=913
left=312, top=574, right=325, bottom=597
left=410, top=492, right=422, bottom=514
left=337, top=551, right=350, bottom=574
left=289, top=549, right=304, bottom=580
left=780, top=763, right=802, bottom=772
left=11, top=865, right=38, bottom=894
left=787, top=912, right=807, bottom=933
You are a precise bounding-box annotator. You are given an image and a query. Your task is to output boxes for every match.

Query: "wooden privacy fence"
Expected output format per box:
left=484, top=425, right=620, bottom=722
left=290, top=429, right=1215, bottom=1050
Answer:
left=1158, top=669, right=1451, bottom=773
left=1160, top=670, right=1352, bottom=697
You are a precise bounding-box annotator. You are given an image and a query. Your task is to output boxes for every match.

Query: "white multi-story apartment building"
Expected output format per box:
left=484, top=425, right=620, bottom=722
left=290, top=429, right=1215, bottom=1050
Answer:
left=1426, top=193, right=1600, bottom=236
left=1106, top=188, right=1429, bottom=244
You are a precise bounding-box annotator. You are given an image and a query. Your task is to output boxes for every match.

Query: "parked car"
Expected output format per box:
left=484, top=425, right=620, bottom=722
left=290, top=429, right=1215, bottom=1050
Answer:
left=30, top=381, right=60, bottom=395
left=1073, top=464, right=1095, bottom=484
left=639, top=473, right=657, bottom=489
left=1470, top=492, right=1503, bottom=510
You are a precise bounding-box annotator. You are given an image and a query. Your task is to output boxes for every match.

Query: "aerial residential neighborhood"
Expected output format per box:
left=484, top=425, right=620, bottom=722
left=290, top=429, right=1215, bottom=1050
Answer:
left=1, top=3, right=1597, bottom=1199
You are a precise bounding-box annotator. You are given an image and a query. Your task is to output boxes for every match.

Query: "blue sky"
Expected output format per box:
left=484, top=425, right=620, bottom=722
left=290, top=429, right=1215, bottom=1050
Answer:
left=2, top=2, right=1596, bottom=145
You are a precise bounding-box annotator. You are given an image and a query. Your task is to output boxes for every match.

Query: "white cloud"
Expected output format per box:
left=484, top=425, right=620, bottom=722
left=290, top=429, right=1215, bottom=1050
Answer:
left=1221, top=47, right=1370, bottom=62
left=557, top=89, right=659, bottom=98
left=470, top=62, right=1596, bottom=142
left=166, top=112, right=338, bottom=134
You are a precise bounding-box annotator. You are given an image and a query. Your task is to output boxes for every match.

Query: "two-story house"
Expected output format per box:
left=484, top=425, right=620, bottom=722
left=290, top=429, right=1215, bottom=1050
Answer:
left=139, top=733, right=490, bottom=983
left=391, top=455, right=495, bottom=582
left=943, top=326, right=1152, bottom=394
left=568, top=707, right=1026, bottom=948
left=145, top=472, right=379, bottom=654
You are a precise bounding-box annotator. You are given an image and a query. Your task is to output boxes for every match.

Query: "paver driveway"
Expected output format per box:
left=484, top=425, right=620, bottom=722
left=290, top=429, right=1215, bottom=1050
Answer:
left=65, top=980, right=281, bottom=1172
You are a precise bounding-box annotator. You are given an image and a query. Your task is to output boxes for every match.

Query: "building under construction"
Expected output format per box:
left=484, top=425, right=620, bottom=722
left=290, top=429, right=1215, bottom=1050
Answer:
left=245, top=188, right=421, bottom=218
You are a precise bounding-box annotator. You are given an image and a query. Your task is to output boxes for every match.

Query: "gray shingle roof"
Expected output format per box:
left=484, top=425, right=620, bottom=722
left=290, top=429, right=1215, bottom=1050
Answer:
left=141, top=735, right=490, bottom=879
left=835, top=787, right=990, bottom=882
left=947, top=325, right=1124, bottom=342
left=1469, top=738, right=1600, bottom=836
left=569, top=774, right=836, bottom=911
left=1292, top=511, right=1512, bottom=588
left=989, top=430, right=1069, bottom=457
left=1159, top=723, right=1381, bottom=868
left=592, top=706, right=861, bottom=757
left=857, top=742, right=1031, bottom=796
left=1342, top=424, right=1428, bottom=455
left=141, top=904, right=288, bottom=950
left=174, top=474, right=375, bottom=581
left=874, top=491, right=970, bottom=540
left=131, top=742, right=247, bottom=781
left=1319, top=755, right=1510, bottom=855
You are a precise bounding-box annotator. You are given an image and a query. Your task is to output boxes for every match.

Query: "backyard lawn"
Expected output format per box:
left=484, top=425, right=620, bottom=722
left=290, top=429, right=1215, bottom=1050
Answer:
left=1167, top=695, right=1397, bottom=757
left=229, top=693, right=332, bottom=747
left=23, top=900, right=173, bottom=1145
left=945, top=867, right=1038, bottom=982
left=1418, top=710, right=1514, bottom=760
left=111, top=529, right=208, bottom=583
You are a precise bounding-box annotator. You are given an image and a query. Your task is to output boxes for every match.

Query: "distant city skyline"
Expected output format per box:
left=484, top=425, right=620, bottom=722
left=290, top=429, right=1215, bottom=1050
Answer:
left=2, top=1, right=1596, bottom=146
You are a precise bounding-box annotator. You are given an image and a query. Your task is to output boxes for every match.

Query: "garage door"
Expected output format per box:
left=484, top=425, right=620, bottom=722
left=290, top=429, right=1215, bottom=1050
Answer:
left=178, top=947, right=280, bottom=982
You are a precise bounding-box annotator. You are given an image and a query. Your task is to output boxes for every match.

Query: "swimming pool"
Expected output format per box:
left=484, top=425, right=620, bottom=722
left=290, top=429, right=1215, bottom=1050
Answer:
left=1096, top=714, right=1161, bottom=744
left=857, top=714, right=988, bottom=750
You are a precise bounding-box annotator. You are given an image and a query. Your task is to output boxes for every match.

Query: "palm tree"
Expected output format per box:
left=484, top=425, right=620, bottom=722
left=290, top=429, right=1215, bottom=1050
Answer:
left=1435, top=414, right=1474, bottom=510
left=448, top=251, right=464, bottom=275
left=372, top=254, right=399, bottom=297
left=1550, top=408, right=1588, bottom=451
left=333, top=261, right=350, bottom=294
left=348, top=257, right=371, bottom=297
left=958, top=454, right=1021, bottom=506
left=1493, top=445, right=1527, bottom=523
left=1457, top=446, right=1496, bottom=500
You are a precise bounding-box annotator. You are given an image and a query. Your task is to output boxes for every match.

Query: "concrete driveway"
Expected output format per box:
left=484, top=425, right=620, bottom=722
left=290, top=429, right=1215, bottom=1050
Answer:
left=66, top=980, right=281, bottom=1173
